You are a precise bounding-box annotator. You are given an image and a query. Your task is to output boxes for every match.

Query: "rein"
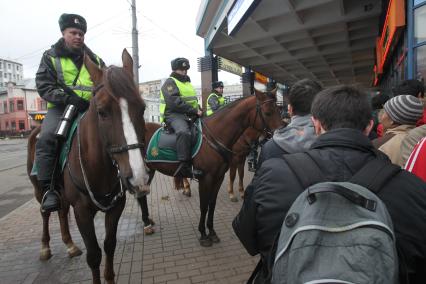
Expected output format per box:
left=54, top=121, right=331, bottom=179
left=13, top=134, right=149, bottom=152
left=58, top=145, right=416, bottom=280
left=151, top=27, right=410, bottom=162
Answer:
left=201, top=96, right=275, bottom=162
left=76, top=116, right=124, bottom=212
left=201, top=119, right=235, bottom=162
left=68, top=81, right=144, bottom=212
left=252, top=98, right=276, bottom=138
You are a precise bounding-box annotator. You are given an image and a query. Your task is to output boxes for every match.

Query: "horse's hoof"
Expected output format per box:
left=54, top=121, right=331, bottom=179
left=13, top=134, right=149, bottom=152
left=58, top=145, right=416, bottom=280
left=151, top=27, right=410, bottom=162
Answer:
left=144, top=225, right=155, bottom=235
left=67, top=245, right=83, bottom=258
left=183, top=190, right=191, bottom=197
left=208, top=234, right=221, bottom=243
left=199, top=236, right=212, bottom=247
left=230, top=196, right=238, bottom=202
left=39, top=248, right=52, bottom=261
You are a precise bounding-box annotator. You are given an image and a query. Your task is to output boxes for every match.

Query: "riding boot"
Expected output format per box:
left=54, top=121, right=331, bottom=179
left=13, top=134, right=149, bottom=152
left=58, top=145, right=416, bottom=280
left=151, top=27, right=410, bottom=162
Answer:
left=39, top=180, right=61, bottom=213
left=176, top=162, right=203, bottom=178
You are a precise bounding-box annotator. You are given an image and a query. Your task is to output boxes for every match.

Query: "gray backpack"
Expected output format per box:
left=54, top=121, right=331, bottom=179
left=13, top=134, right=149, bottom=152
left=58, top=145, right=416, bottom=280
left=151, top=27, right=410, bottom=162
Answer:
left=271, top=153, right=400, bottom=284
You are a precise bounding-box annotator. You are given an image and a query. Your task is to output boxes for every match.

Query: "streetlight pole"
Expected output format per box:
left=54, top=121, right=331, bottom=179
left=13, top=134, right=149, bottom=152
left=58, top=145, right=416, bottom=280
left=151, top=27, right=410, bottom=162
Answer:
left=131, top=0, right=140, bottom=86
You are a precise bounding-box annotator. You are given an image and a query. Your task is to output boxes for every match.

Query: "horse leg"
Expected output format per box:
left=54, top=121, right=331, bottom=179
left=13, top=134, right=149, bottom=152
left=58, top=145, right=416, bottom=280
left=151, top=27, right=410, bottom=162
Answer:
left=137, top=195, right=155, bottom=235
left=58, top=201, right=82, bottom=258
left=238, top=159, right=245, bottom=199
left=198, top=178, right=212, bottom=247
left=103, top=198, right=125, bottom=284
left=74, top=206, right=102, bottom=284
left=227, top=164, right=238, bottom=202
left=39, top=211, right=52, bottom=261
left=182, top=178, right=191, bottom=197
left=173, top=176, right=183, bottom=191
left=206, top=179, right=223, bottom=244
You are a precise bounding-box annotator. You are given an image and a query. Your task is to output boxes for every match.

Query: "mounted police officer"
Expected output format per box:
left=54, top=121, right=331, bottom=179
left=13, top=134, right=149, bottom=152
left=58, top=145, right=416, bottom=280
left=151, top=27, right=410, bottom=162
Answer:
left=159, top=57, right=203, bottom=177
left=206, top=81, right=225, bottom=116
left=35, top=13, right=105, bottom=212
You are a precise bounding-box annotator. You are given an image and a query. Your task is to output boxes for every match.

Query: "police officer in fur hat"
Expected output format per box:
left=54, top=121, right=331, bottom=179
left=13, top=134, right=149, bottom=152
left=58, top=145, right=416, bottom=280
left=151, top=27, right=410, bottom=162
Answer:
left=159, top=57, right=203, bottom=178
left=206, top=81, right=226, bottom=116
left=35, top=13, right=105, bottom=212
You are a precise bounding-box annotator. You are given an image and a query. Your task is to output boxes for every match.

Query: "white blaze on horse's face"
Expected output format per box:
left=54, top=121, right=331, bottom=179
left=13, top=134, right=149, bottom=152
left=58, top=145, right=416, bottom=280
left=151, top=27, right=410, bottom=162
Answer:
left=119, top=98, right=149, bottom=192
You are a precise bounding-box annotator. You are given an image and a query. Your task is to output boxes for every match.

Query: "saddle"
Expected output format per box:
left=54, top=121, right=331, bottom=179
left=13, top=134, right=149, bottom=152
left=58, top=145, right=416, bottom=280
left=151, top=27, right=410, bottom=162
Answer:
left=146, top=120, right=203, bottom=163
left=30, top=114, right=83, bottom=177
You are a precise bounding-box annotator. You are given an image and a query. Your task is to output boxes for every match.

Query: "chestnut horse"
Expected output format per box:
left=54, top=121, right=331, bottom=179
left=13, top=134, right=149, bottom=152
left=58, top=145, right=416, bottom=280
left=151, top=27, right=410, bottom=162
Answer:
left=137, top=89, right=282, bottom=246
left=27, top=49, right=149, bottom=284
left=227, top=127, right=264, bottom=202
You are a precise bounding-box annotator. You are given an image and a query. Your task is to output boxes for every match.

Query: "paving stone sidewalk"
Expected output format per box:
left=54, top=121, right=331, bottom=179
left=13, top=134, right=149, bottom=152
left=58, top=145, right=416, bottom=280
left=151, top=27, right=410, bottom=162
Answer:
left=0, top=171, right=258, bottom=284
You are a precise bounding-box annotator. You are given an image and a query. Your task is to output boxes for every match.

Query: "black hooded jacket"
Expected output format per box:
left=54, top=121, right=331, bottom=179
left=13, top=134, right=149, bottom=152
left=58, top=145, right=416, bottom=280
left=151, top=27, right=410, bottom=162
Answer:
left=35, top=38, right=105, bottom=106
left=233, top=128, right=426, bottom=283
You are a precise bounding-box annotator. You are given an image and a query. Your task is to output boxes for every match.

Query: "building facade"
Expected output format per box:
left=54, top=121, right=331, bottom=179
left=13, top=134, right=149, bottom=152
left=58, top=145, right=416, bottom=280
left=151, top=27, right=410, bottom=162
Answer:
left=0, top=59, right=24, bottom=88
left=374, top=0, right=426, bottom=94
left=0, top=80, right=46, bottom=136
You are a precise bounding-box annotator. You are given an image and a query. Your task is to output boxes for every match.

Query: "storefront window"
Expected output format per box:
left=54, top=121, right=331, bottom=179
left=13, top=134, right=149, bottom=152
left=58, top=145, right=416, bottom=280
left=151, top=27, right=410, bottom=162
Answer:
left=414, top=0, right=426, bottom=6
left=414, top=5, right=426, bottom=44
left=415, top=45, right=426, bottom=82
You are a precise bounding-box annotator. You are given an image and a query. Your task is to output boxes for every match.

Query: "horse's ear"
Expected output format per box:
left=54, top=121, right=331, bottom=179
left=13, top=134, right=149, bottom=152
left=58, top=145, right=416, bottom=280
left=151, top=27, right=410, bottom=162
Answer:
left=122, top=49, right=134, bottom=80
left=253, top=88, right=264, bottom=99
left=269, top=87, right=277, bottom=96
left=84, top=53, right=103, bottom=84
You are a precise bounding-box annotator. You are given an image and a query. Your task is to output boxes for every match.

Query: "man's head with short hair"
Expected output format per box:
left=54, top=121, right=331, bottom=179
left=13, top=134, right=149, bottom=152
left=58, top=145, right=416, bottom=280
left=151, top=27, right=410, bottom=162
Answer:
left=371, top=94, right=390, bottom=110
left=393, top=79, right=424, bottom=98
left=288, top=79, right=322, bottom=116
left=311, top=85, right=372, bottom=132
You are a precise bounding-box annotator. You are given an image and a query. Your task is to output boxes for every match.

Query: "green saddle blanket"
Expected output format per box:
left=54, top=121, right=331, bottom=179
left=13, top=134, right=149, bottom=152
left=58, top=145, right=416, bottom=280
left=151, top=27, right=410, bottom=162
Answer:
left=146, top=120, right=203, bottom=163
left=30, top=114, right=83, bottom=176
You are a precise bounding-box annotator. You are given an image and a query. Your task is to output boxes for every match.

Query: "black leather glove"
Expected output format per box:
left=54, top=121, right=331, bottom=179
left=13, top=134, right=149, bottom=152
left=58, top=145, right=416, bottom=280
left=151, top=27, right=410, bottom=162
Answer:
left=66, top=95, right=90, bottom=112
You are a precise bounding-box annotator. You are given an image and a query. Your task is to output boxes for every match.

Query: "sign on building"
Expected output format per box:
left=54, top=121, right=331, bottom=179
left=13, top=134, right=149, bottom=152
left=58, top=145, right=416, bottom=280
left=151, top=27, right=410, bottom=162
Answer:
left=218, top=57, right=242, bottom=76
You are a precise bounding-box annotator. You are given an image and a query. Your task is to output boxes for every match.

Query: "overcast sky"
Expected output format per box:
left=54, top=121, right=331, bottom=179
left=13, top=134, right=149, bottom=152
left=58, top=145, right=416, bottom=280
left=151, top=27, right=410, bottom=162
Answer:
left=0, top=0, right=240, bottom=86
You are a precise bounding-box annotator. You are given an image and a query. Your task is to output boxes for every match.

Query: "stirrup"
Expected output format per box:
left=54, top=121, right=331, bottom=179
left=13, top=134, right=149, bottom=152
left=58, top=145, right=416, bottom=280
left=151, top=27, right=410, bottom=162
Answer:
left=40, top=190, right=61, bottom=213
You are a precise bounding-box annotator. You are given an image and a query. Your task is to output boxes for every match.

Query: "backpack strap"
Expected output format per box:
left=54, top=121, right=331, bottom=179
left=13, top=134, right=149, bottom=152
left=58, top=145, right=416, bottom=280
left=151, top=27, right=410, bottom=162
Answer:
left=282, top=152, right=325, bottom=188
left=350, top=158, right=401, bottom=194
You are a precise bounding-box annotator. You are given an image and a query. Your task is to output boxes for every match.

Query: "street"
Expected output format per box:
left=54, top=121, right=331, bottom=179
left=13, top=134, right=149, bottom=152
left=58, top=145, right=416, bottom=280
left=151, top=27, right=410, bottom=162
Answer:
left=0, top=138, right=33, bottom=219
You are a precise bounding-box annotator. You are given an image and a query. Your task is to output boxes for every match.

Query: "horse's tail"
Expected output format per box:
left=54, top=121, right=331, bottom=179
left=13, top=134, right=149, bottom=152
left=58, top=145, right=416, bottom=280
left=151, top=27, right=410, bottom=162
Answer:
left=27, top=126, right=41, bottom=177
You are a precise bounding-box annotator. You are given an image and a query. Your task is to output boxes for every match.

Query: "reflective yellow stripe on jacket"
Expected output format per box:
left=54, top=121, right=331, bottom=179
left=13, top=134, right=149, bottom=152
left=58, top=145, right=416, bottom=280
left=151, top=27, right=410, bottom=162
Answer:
left=206, top=93, right=225, bottom=116
left=48, top=56, right=99, bottom=108
left=160, top=77, right=198, bottom=122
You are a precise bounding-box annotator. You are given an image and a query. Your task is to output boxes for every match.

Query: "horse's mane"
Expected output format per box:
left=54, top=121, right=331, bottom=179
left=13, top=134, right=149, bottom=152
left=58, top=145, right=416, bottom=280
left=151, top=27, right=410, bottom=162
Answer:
left=204, top=95, right=253, bottom=120
left=104, top=66, right=145, bottom=108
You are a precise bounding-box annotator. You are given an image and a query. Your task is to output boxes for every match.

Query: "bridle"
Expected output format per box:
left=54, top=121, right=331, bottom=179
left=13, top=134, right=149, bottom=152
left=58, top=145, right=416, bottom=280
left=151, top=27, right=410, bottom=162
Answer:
left=201, top=95, right=276, bottom=162
left=69, top=78, right=145, bottom=211
left=251, top=97, right=276, bottom=138
left=92, top=80, right=146, bottom=156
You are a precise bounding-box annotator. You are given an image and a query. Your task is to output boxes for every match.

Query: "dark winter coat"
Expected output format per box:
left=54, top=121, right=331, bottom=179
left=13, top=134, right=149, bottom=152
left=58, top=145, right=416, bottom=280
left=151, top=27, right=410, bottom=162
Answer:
left=233, top=128, right=426, bottom=284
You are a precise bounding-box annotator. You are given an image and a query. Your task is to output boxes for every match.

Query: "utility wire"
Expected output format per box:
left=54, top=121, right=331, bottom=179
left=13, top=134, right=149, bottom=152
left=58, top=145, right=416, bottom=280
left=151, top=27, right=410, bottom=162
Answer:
left=138, top=12, right=203, bottom=56
left=13, top=10, right=128, bottom=61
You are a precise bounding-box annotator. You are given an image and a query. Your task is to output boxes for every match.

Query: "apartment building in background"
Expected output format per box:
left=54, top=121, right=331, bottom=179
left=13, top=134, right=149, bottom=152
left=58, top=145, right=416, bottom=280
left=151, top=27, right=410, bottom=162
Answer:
left=0, top=58, right=24, bottom=88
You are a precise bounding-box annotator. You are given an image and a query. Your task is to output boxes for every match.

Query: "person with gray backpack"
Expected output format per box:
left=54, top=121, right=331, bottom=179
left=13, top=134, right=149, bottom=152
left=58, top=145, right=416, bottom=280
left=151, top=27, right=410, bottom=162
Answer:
left=233, top=85, right=426, bottom=284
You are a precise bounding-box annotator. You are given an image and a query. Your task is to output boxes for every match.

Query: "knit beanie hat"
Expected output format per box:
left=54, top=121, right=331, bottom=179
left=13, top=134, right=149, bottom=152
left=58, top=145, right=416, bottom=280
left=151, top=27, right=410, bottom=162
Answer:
left=384, top=95, right=424, bottom=125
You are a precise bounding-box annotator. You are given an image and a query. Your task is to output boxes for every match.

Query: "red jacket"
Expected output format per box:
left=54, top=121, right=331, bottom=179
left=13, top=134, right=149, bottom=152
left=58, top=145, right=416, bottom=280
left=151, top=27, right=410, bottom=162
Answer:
left=405, top=137, right=426, bottom=182
left=416, top=109, right=426, bottom=126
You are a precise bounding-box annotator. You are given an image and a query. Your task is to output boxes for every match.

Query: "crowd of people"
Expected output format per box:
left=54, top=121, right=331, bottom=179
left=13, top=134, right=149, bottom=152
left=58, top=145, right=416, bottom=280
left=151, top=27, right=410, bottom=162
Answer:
left=233, top=79, right=426, bottom=283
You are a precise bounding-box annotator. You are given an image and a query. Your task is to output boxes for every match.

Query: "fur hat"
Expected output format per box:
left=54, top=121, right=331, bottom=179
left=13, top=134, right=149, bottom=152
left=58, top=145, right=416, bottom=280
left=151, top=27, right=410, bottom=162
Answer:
left=384, top=95, right=424, bottom=125
left=171, top=58, right=190, bottom=71
left=59, top=13, right=87, bottom=33
left=212, top=81, right=224, bottom=89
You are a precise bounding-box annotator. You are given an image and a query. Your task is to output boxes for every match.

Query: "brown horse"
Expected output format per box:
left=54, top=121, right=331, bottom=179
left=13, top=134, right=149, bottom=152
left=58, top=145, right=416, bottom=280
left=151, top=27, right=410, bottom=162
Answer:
left=27, top=49, right=149, bottom=284
left=137, top=89, right=282, bottom=246
left=227, top=127, right=264, bottom=202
